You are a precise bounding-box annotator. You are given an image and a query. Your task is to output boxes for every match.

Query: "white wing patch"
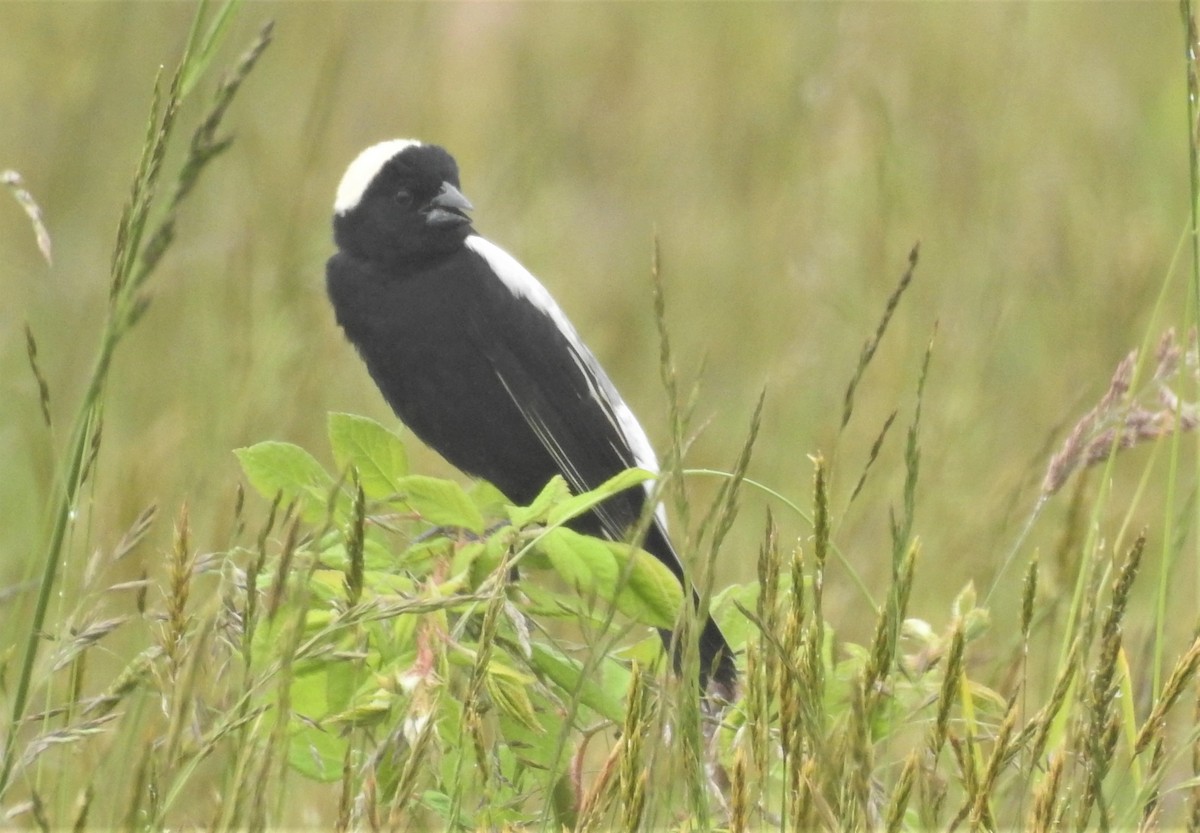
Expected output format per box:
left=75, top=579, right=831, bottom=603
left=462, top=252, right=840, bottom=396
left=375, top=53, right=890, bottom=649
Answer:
left=464, top=235, right=666, bottom=519
left=334, top=139, right=422, bottom=214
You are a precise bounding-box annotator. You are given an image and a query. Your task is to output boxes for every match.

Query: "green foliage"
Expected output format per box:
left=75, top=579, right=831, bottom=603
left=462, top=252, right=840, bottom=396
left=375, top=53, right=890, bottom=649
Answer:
left=4, top=2, right=1200, bottom=829
left=222, top=414, right=697, bottom=824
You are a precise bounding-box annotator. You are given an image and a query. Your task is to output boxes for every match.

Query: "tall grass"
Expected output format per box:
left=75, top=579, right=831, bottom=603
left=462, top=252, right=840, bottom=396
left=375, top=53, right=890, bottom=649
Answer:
left=1, top=2, right=1199, bottom=829
left=2, top=2, right=274, bottom=821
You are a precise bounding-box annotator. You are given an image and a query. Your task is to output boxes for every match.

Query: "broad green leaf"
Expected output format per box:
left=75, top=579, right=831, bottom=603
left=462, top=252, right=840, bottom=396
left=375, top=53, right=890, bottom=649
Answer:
left=285, top=662, right=361, bottom=781
left=486, top=665, right=541, bottom=732
left=308, top=568, right=350, bottom=603
left=539, top=527, right=619, bottom=598
left=326, top=686, right=398, bottom=730
left=550, top=773, right=579, bottom=830
left=494, top=693, right=563, bottom=773
left=422, top=791, right=458, bottom=825
left=328, top=412, right=408, bottom=498
left=518, top=583, right=592, bottom=620
left=529, top=642, right=624, bottom=723
left=318, top=536, right=399, bottom=574
left=468, top=479, right=510, bottom=518
left=288, top=721, right=346, bottom=782
left=709, top=581, right=760, bottom=648
left=395, top=475, right=485, bottom=535
left=621, top=632, right=669, bottom=672
left=539, top=528, right=682, bottom=630
left=452, top=541, right=487, bottom=580
left=546, top=468, right=656, bottom=528
left=607, top=539, right=686, bottom=630
left=507, top=475, right=570, bottom=529
left=456, top=532, right=512, bottom=589
left=234, top=441, right=334, bottom=520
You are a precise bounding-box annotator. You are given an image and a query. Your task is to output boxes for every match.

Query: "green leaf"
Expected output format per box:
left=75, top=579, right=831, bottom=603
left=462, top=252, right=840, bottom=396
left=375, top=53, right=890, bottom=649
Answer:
left=529, top=642, right=624, bottom=723
left=538, top=528, right=682, bottom=630
left=287, top=721, right=346, bottom=782
left=453, top=531, right=515, bottom=589
left=538, top=527, right=619, bottom=599
left=493, top=693, right=562, bottom=773
left=468, top=479, right=509, bottom=518
left=608, top=538, right=686, bottom=630
left=709, top=581, right=760, bottom=649
left=546, top=468, right=655, bottom=528
left=507, top=475, right=571, bottom=529
left=395, top=475, right=485, bottom=535
left=328, top=412, right=408, bottom=499
left=285, top=662, right=362, bottom=782
left=550, top=772, right=578, bottom=831
left=451, top=541, right=487, bottom=580
left=422, top=791, right=458, bottom=825
left=326, top=686, right=398, bottom=730
left=234, top=441, right=334, bottom=520
left=519, top=583, right=591, bottom=620
left=485, top=664, right=541, bottom=732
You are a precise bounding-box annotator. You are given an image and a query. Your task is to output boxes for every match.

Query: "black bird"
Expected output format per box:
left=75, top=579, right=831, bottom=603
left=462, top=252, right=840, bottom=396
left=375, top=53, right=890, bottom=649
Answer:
left=326, top=139, right=736, bottom=694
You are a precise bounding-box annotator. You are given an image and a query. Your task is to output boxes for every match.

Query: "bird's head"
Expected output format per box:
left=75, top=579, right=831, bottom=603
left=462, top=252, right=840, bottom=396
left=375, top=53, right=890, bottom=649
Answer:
left=332, top=139, right=474, bottom=266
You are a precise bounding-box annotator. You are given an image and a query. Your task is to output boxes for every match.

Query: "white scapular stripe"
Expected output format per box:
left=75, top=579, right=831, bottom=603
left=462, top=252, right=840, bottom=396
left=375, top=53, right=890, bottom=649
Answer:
left=334, top=139, right=422, bottom=214
left=464, top=235, right=663, bottom=485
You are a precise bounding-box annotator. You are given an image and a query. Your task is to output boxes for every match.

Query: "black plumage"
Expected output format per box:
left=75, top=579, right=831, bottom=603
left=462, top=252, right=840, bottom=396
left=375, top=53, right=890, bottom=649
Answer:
left=326, top=140, right=736, bottom=693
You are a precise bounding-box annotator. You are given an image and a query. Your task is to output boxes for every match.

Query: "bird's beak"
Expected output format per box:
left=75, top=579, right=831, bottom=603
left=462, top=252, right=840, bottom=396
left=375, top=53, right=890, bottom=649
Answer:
left=424, top=181, right=473, bottom=228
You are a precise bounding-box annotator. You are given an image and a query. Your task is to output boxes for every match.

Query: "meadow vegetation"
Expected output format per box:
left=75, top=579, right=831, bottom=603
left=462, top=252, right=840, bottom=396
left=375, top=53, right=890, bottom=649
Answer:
left=1, top=2, right=1198, bottom=828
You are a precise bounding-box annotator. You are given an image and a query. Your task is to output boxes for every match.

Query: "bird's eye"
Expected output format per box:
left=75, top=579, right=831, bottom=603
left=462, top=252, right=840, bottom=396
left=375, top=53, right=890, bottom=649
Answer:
left=394, top=189, right=413, bottom=206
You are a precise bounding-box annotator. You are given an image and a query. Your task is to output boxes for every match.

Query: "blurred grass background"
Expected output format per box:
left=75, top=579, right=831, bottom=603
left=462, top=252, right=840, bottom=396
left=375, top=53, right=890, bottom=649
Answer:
left=0, top=3, right=1188, bottom=657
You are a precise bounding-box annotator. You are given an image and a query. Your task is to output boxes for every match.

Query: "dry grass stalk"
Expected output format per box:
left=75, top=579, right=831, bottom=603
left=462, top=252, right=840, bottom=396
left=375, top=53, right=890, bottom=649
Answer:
left=23, top=324, right=52, bottom=428
left=266, top=510, right=301, bottom=622
left=730, top=744, right=750, bottom=833
left=742, top=644, right=769, bottom=795
left=164, top=504, right=195, bottom=672
left=808, top=455, right=830, bottom=724
left=847, top=409, right=899, bottom=507
left=929, top=622, right=965, bottom=761
left=1135, top=634, right=1200, bottom=754
left=843, top=684, right=876, bottom=829
left=1021, top=554, right=1039, bottom=644
left=842, top=243, right=920, bottom=429
left=619, top=666, right=648, bottom=832
left=1011, top=637, right=1081, bottom=767
left=1138, top=734, right=1166, bottom=832
left=863, top=540, right=918, bottom=716
left=918, top=762, right=949, bottom=830
left=946, top=734, right=982, bottom=832
left=19, top=714, right=120, bottom=771
left=884, top=750, right=920, bottom=833
left=1042, top=328, right=1199, bottom=496
left=968, top=698, right=1019, bottom=831
left=749, top=514, right=779, bottom=802
left=779, top=542, right=806, bottom=785
left=112, top=503, right=157, bottom=562
left=467, top=709, right=491, bottom=803
left=1028, top=751, right=1066, bottom=833
left=344, top=475, right=366, bottom=606
left=2, top=169, right=53, bottom=265
left=576, top=736, right=622, bottom=832
left=1075, top=532, right=1145, bottom=829
left=1191, top=655, right=1200, bottom=833
left=85, top=646, right=161, bottom=718
left=788, top=755, right=817, bottom=830
left=386, top=701, right=439, bottom=824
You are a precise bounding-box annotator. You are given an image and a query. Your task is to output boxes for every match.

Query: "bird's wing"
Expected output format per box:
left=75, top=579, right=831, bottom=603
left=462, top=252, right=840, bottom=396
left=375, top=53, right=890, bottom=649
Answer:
left=463, top=237, right=737, bottom=689
left=463, top=235, right=668, bottom=544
